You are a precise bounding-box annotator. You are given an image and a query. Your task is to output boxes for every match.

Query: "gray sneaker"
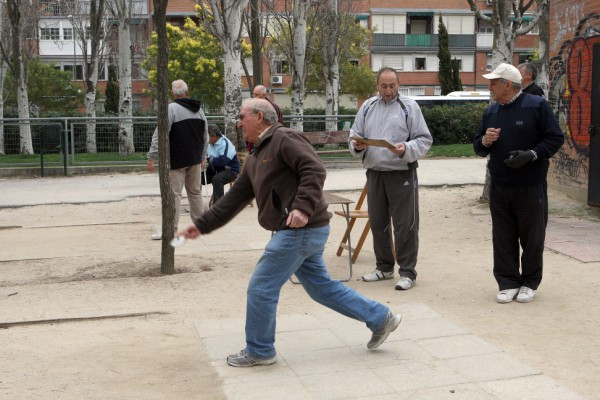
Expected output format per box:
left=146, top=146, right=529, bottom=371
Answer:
left=227, top=349, right=276, bottom=367
left=395, top=276, right=415, bottom=290
left=367, top=311, right=402, bottom=349
left=362, top=270, right=394, bottom=282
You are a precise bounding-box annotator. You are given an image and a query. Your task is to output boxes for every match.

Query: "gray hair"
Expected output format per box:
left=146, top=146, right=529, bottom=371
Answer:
left=242, top=98, right=277, bottom=124
left=171, top=79, right=188, bottom=96
left=498, top=78, right=522, bottom=90
left=518, top=62, right=537, bottom=80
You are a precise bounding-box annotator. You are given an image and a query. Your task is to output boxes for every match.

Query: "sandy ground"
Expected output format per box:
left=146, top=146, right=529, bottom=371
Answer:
left=1, top=184, right=599, bottom=399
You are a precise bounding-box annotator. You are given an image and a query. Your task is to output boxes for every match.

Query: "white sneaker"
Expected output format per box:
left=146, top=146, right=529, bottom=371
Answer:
left=151, top=231, right=162, bottom=240
left=395, top=276, right=415, bottom=290
left=362, top=270, right=393, bottom=282
left=516, top=286, right=535, bottom=303
left=496, top=288, right=519, bottom=303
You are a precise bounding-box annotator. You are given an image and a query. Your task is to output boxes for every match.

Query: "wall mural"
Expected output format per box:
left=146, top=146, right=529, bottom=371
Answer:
left=548, top=12, right=600, bottom=186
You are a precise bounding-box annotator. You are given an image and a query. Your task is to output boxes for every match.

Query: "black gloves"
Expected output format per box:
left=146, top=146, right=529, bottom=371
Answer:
left=504, top=150, right=535, bottom=169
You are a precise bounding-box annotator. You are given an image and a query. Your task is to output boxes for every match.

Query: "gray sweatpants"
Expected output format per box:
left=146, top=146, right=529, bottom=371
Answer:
left=366, top=169, right=419, bottom=280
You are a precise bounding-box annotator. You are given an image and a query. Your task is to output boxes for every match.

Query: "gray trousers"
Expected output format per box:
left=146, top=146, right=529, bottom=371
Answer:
left=366, top=169, right=419, bottom=280
left=169, top=163, right=204, bottom=230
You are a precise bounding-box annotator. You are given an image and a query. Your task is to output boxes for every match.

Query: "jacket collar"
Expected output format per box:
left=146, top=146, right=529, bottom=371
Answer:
left=256, top=123, right=283, bottom=148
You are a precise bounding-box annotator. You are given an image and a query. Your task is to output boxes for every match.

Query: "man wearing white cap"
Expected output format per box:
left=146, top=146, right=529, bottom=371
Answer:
left=473, top=63, right=564, bottom=304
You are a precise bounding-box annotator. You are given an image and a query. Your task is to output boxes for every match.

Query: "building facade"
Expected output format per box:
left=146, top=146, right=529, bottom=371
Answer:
left=547, top=0, right=600, bottom=206
left=35, top=0, right=540, bottom=111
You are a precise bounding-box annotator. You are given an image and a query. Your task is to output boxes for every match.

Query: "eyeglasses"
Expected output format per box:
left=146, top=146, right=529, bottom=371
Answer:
left=237, top=111, right=259, bottom=121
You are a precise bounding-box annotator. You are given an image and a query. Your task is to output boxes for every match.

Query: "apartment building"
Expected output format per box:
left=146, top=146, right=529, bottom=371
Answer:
left=367, top=0, right=540, bottom=95
left=35, top=0, right=540, bottom=111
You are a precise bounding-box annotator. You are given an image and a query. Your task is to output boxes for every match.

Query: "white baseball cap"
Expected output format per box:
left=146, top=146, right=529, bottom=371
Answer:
left=482, top=63, right=522, bottom=84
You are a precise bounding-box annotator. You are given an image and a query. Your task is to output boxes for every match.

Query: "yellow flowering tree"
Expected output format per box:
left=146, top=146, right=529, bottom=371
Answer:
left=144, top=18, right=224, bottom=109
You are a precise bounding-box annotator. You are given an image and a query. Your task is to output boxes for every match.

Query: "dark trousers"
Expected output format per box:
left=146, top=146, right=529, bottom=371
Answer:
left=211, top=169, right=237, bottom=203
left=366, top=169, right=419, bottom=280
left=489, top=182, right=547, bottom=290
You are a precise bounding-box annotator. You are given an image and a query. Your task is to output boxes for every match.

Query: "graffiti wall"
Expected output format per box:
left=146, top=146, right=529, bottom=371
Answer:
left=548, top=0, right=600, bottom=197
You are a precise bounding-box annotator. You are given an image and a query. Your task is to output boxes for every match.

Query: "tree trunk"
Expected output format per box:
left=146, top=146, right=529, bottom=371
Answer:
left=117, top=0, right=135, bottom=155
left=535, top=0, right=550, bottom=98
left=290, top=0, right=308, bottom=132
left=323, top=0, right=339, bottom=132
left=7, top=0, right=33, bottom=154
left=0, top=13, right=7, bottom=156
left=223, top=47, right=244, bottom=149
left=82, top=0, right=107, bottom=154
left=250, top=0, right=262, bottom=87
left=0, top=58, right=6, bottom=155
left=201, top=0, right=248, bottom=149
left=152, top=0, right=175, bottom=275
left=85, top=64, right=99, bottom=153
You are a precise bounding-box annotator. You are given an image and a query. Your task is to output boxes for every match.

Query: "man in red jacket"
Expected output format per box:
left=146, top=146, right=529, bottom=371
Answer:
left=178, top=99, right=400, bottom=368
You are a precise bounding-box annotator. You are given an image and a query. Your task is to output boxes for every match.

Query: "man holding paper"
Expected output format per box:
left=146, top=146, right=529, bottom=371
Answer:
left=349, top=67, right=432, bottom=291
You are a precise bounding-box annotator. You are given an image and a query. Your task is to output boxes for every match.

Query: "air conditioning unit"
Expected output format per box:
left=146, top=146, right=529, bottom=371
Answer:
left=485, top=0, right=493, bottom=5
left=271, top=75, right=283, bottom=85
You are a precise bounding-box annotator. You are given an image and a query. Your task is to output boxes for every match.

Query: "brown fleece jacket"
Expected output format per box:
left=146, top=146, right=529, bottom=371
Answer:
left=194, top=124, right=331, bottom=233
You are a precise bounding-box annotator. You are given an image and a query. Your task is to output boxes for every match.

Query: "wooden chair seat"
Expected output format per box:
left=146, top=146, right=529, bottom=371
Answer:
left=334, top=210, right=369, bottom=219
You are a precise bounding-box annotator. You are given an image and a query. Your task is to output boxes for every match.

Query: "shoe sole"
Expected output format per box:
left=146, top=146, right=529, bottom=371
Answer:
left=363, top=276, right=393, bottom=282
left=227, top=358, right=276, bottom=367
left=515, top=296, right=534, bottom=303
left=368, top=314, right=402, bottom=349
left=362, top=272, right=393, bottom=282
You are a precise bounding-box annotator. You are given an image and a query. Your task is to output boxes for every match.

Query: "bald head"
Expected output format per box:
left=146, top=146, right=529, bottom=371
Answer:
left=253, top=85, right=268, bottom=99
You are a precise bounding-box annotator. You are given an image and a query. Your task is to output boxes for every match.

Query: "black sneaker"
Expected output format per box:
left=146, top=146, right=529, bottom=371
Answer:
left=226, top=349, right=276, bottom=367
left=367, top=311, right=402, bottom=349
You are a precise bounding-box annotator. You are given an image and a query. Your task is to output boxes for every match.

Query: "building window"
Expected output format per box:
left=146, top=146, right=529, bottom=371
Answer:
left=85, top=27, right=104, bottom=40
left=452, top=58, right=462, bottom=71
left=415, top=57, right=426, bottom=70
left=41, top=27, right=60, bottom=40
left=407, top=16, right=432, bottom=34
left=273, top=60, right=289, bottom=74
left=486, top=54, right=493, bottom=71
left=381, top=54, right=403, bottom=71
left=520, top=19, right=539, bottom=34
left=518, top=53, right=535, bottom=64
left=132, top=63, right=145, bottom=80
left=478, top=20, right=493, bottom=34
left=63, top=27, right=73, bottom=40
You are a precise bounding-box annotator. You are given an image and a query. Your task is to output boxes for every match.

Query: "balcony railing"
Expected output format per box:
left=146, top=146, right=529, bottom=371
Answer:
left=372, top=34, right=475, bottom=48
left=406, top=34, right=432, bottom=46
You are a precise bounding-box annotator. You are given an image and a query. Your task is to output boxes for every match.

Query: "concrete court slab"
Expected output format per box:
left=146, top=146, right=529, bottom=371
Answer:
left=0, top=158, right=488, bottom=208
left=195, top=305, right=586, bottom=400
left=472, top=210, right=600, bottom=263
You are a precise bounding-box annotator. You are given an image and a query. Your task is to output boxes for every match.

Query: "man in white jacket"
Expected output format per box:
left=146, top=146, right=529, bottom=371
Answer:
left=349, top=67, right=432, bottom=290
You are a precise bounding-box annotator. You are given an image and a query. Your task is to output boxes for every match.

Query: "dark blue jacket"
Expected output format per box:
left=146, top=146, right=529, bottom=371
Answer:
left=473, top=93, right=564, bottom=187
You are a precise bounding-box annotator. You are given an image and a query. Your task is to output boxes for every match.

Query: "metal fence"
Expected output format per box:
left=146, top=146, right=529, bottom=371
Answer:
left=0, top=115, right=355, bottom=173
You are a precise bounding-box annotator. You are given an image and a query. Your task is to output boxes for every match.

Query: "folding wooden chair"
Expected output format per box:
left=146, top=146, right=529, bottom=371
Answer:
left=335, top=183, right=370, bottom=263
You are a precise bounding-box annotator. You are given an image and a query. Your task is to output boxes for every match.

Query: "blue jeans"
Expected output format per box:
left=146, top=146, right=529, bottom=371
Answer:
left=245, top=225, right=390, bottom=359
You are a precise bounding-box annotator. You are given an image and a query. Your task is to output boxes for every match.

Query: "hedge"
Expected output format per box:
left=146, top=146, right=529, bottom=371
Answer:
left=421, top=103, right=487, bottom=144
